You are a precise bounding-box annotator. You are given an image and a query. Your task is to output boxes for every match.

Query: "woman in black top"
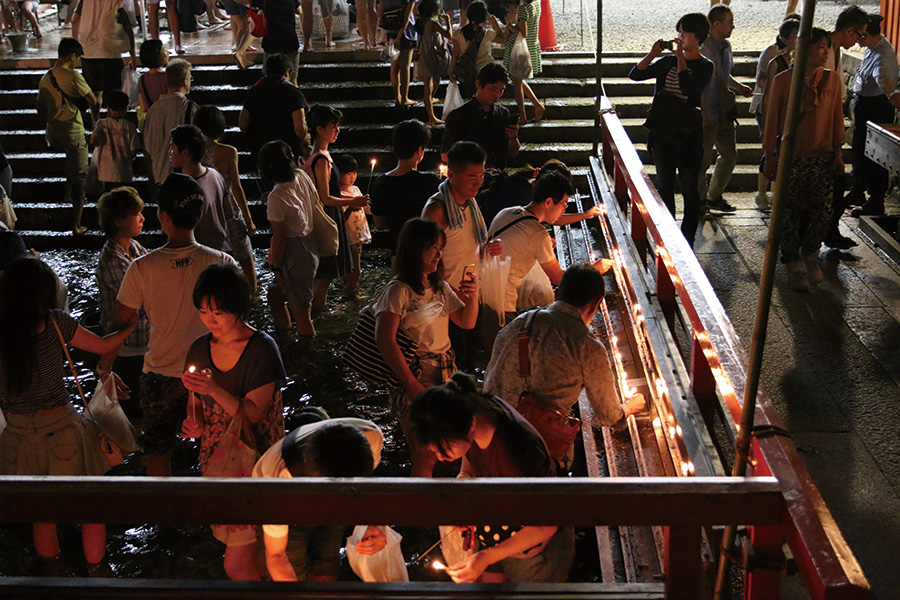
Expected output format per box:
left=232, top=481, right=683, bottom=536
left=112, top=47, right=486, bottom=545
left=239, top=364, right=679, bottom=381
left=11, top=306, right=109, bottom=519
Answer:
left=629, top=13, right=713, bottom=247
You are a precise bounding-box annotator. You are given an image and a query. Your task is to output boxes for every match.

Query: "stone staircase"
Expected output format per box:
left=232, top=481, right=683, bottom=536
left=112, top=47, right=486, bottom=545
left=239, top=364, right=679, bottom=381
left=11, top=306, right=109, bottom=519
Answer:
left=1, top=49, right=787, bottom=249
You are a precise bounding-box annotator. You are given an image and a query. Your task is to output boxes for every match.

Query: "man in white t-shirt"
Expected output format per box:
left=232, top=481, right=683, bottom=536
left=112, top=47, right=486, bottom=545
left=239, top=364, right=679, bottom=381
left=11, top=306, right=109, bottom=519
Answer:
left=252, top=417, right=385, bottom=581
left=76, top=0, right=136, bottom=105
left=487, top=172, right=611, bottom=321
left=98, top=173, right=236, bottom=476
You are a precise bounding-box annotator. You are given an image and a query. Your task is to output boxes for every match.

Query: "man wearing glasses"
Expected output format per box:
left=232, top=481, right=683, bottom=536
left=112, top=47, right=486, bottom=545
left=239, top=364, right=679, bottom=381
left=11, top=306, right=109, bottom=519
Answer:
left=822, top=5, right=869, bottom=250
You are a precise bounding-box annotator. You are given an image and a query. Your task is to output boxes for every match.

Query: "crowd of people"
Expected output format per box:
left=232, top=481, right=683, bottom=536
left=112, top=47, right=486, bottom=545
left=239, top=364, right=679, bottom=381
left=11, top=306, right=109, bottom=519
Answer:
left=0, top=0, right=648, bottom=585
left=631, top=4, right=898, bottom=291
left=2, top=0, right=898, bottom=585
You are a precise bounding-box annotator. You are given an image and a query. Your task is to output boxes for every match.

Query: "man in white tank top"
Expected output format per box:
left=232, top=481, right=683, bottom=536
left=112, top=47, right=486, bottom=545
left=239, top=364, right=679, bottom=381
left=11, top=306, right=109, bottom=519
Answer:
left=422, top=141, right=502, bottom=371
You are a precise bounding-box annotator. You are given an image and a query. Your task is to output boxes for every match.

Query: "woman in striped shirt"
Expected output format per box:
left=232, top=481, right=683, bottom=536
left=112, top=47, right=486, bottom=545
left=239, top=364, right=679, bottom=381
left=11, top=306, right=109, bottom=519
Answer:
left=628, top=13, right=714, bottom=247
left=0, top=257, right=135, bottom=572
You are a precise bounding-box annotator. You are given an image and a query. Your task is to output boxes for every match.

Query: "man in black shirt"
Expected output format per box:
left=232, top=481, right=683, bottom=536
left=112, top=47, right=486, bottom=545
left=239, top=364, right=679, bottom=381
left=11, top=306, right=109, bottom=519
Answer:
left=441, top=63, right=520, bottom=170
left=370, top=120, right=441, bottom=254
left=239, top=53, right=309, bottom=162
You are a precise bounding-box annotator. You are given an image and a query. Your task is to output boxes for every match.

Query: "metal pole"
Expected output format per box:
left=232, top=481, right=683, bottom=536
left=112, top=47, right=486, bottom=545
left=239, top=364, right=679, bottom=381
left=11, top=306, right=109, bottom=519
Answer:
left=712, top=0, right=818, bottom=597
left=592, top=0, right=602, bottom=154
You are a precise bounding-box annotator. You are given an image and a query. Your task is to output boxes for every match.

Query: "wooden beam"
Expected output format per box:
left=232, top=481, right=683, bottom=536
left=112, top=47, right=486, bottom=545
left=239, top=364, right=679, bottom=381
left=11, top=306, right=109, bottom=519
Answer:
left=0, top=476, right=783, bottom=528
left=0, top=579, right=666, bottom=599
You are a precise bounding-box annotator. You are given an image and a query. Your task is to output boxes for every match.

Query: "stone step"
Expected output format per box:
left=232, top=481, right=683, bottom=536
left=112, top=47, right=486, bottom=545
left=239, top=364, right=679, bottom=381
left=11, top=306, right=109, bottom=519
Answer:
left=0, top=54, right=758, bottom=89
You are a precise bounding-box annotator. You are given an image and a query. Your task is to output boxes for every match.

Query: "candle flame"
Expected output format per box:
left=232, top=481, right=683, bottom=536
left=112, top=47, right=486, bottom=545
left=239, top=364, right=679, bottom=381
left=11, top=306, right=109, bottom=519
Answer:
left=370, top=158, right=377, bottom=167
left=188, top=365, right=196, bottom=373
left=439, top=164, right=448, bottom=178
left=432, top=560, right=446, bottom=570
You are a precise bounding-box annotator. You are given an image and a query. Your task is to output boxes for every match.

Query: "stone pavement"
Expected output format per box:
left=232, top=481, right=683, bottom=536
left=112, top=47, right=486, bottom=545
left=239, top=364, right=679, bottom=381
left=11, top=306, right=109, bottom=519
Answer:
left=695, top=193, right=900, bottom=599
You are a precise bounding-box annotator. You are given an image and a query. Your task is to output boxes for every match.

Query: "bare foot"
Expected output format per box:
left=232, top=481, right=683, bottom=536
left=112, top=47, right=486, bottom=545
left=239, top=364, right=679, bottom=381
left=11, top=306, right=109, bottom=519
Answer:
left=402, top=98, right=417, bottom=106
left=72, top=224, right=87, bottom=235
left=427, top=118, right=444, bottom=126
left=233, top=52, right=248, bottom=69
left=175, top=44, right=186, bottom=55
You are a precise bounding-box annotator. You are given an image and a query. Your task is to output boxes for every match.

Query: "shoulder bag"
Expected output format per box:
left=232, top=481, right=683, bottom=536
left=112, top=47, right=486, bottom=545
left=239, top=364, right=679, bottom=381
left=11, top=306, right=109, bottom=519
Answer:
left=643, top=91, right=702, bottom=143
left=50, top=316, right=125, bottom=469
left=301, top=155, right=340, bottom=257
left=513, top=309, right=581, bottom=460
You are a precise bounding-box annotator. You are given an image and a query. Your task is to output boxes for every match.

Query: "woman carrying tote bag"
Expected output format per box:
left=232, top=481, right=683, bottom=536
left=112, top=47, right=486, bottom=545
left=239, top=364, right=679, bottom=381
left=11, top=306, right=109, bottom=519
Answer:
left=0, top=257, right=135, bottom=572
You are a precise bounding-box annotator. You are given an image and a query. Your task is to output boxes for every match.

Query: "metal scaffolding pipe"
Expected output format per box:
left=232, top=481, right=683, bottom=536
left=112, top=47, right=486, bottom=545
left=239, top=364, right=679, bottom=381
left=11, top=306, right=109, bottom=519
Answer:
left=712, top=0, right=819, bottom=597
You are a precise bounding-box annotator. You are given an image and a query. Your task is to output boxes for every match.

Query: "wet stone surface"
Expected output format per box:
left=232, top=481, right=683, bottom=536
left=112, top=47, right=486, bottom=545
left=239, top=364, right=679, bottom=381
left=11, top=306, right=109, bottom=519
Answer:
left=0, top=246, right=603, bottom=582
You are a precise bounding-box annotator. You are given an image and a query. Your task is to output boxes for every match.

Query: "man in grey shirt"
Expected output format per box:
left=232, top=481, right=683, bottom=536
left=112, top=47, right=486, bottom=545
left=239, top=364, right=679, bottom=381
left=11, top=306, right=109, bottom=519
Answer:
left=142, top=59, right=196, bottom=186
left=698, top=4, right=752, bottom=216
left=483, top=263, right=645, bottom=468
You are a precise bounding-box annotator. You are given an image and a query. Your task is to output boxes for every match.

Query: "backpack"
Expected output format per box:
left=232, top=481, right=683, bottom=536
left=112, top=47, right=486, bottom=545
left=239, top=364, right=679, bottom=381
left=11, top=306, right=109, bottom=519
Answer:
left=420, top=20, right=450, bottom=78
left=451, top=26, right=486, bottom=87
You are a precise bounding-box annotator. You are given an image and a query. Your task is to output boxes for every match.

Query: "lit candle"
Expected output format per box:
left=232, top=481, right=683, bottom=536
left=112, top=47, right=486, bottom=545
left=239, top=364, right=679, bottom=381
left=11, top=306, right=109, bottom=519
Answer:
left=432, top=560, right=446, bottom=571
left=188, top=365, right=197, bottom=422
left=439, top=164, right=448, bottom=179
left=366, top=158, right=377, bottom=195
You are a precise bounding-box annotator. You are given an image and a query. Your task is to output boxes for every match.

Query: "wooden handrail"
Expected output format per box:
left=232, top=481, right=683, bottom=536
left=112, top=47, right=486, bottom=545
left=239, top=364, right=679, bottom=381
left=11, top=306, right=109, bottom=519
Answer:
left=595, top=97, right=870, bottom=598
left=0, top=476, right=782, bottom=527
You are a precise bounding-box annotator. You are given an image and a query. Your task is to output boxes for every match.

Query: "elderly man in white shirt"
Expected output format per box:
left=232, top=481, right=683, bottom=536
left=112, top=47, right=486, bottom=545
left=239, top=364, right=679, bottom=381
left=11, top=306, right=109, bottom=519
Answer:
left=849, top=15, right=899, bottom=218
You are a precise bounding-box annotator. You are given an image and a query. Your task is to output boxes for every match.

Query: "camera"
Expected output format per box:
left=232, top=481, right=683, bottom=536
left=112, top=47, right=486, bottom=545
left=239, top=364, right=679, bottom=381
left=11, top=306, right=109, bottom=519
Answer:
left=659, top=40, right=674, bottom=51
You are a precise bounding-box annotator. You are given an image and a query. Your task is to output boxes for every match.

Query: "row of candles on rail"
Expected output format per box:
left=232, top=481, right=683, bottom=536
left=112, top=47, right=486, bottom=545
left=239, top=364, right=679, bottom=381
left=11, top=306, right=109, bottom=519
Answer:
left=583, top=201, right=741, bottom=478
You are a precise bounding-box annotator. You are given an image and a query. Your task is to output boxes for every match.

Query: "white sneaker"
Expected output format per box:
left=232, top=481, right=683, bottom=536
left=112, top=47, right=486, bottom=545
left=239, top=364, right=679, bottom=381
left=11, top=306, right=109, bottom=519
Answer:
left=804, top=252, right=824, bottom=284
left=755, top=191, right=771, bottom=212
left=786, top=260, right=810, bottom=292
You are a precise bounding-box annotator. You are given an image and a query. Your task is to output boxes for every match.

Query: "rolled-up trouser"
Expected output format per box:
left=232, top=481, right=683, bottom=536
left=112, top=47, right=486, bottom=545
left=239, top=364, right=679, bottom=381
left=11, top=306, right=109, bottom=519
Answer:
left=698, top=119, right=738, bottom=202
left=45, top=127, right=88, bottom=209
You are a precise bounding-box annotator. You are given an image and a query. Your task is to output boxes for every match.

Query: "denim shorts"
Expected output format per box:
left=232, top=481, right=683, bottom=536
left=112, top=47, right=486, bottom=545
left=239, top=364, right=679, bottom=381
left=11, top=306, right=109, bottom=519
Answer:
left=138, top=371, right=188, bottom=455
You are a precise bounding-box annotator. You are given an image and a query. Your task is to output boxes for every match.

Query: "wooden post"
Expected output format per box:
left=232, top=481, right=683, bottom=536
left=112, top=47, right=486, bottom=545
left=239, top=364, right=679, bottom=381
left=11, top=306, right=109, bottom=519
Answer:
left=656, top=251, right=676, bottom=336
left=665, top=525, right=702, bottom=599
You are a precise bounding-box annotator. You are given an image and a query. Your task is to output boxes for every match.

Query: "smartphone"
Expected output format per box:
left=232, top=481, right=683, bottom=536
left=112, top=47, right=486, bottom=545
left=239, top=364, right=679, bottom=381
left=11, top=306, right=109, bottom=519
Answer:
left=461, top=264, right=476, bottom=284
left=508, top=107, right=519, bottom=126
left=659, top=40, right=674, bottom=51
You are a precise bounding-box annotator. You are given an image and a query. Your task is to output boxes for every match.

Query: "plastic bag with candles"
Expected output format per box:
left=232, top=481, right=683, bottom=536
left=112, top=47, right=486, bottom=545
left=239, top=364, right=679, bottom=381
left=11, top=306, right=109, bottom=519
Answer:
left=345, top=525, right=409, bottom=582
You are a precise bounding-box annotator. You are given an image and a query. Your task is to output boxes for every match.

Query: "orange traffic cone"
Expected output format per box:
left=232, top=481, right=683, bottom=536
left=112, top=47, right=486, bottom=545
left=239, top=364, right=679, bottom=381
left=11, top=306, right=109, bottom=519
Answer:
left=539, top=0, right=564, bottom=52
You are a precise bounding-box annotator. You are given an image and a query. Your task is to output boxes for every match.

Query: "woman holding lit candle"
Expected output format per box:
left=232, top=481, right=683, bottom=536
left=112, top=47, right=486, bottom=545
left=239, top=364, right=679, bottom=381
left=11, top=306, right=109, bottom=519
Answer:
left=304, top=105, right=370, bottom=314
left=409, top=372, right=574, bottom=582
left=181, top=263, right=286, bottom=581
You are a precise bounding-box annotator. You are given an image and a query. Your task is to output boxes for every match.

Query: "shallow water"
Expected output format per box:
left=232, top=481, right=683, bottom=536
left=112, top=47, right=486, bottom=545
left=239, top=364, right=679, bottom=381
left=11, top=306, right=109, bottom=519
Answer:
left=0, top=246, right=600, bottom=582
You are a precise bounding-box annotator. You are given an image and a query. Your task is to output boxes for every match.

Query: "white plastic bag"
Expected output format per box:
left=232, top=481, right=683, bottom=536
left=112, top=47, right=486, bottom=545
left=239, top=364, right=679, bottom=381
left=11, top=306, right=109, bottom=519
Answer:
left=88, top=374, right=140, bottom=454
left=0, top=185, right=16, bottom=230
left=85, top=150, right=104, bottom=198
left=443, top=81, right=464, bottom=117
left=479, top=254, right=511, bottom=327
left=121, top=65, right=139, bottom=109
left=508, top=35, right=533, bottom=80
left=516, top=261, right=554, bottom=310
left=381, top=40, right=400, bottom=63
left=346, top=525, right=409, bottom=582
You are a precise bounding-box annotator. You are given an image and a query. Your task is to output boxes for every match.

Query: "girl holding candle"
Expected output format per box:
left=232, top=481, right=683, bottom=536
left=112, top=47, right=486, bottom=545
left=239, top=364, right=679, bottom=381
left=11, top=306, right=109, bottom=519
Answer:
left=304, top=105, right=370, bottom=314
left=409, top=372, right=574, bottom=582
left=181, top=263, right=286, bottom=580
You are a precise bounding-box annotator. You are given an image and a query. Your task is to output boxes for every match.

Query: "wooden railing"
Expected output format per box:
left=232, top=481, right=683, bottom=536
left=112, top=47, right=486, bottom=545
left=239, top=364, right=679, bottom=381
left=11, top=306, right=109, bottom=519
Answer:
left=595, top=95, right=870, bottom=599
left=0, top=476, right=782, bottom=599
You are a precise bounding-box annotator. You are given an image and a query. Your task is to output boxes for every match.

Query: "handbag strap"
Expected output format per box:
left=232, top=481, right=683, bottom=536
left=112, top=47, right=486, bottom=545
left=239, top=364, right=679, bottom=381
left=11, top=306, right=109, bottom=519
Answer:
left=50, top=315, right=93, bottom=420
left=517, top=308, right=541, bottom=382
left=490, top=214, right=538, bottom=241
